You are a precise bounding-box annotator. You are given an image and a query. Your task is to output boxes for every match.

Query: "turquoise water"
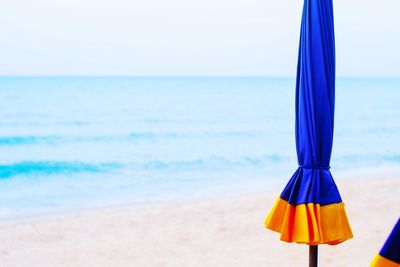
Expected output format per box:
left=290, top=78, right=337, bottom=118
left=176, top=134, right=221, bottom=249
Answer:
left=0, top=77, right=399, bottom=219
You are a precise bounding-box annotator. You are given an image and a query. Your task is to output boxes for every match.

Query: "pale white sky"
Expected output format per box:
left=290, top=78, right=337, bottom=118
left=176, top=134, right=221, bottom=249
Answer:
left=1, top=0, right=399, bottom=77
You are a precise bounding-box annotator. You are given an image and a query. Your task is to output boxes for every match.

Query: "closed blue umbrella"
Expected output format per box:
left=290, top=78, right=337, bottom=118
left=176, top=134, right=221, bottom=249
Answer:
left=264, top=0, right=353, bottom=264
left=371, top=218, right=400, bottom=267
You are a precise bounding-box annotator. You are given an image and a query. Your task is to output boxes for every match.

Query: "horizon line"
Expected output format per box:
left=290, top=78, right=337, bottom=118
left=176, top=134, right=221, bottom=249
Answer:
left=1, top=75, right=400, bottom=79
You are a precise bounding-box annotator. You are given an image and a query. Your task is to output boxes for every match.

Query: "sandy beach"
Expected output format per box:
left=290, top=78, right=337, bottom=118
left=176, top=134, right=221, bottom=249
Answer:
left=0, top=169, right=399, bottom=267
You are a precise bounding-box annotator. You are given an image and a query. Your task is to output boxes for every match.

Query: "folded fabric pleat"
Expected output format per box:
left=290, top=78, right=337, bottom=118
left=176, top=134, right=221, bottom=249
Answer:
left=265, top=197, right=353, bottom=245
left=371, top=254, right=399, bottom=267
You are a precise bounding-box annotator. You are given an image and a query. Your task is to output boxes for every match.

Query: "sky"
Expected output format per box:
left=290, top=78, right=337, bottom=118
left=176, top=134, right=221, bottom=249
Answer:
left=1, top=0, right=400, bottom=77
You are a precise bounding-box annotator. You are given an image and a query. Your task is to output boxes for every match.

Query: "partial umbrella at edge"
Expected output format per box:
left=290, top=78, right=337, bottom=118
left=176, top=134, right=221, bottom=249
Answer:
left=264, top=0, right=353, bottom=245
left=371, top=218, right=400, bottom=267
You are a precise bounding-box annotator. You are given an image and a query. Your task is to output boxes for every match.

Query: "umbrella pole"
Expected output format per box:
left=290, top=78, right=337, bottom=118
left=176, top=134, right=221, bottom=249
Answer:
left=309, top=245, right=318, bottom=267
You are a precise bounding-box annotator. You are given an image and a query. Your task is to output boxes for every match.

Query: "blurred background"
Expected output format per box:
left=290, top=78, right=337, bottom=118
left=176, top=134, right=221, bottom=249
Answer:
left=1, top=0, right=400, bottom=219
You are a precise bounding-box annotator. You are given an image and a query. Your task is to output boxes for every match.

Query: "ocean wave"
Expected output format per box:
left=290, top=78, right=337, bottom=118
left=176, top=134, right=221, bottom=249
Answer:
left=0, top=136, right=61, bottom=145
left=0, top=156, right=282, bottom=179
left=128, top=131, right=262, bottom=139
left=129, top=133, right=179, bottom=139
left=0, top=121, right=90, bottom=127
left=0, top=135, right=114, bottom=146
left=0, top=132, right=264, bottom=146
left=0, top=161, right=120, bottom=179
left=382, top=155, right=400, bottom=162
left=135, top=155, right=282, bottom=171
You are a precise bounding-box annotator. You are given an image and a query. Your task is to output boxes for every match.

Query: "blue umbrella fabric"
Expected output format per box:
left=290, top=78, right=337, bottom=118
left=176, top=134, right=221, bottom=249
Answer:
left=371, top=218, right=400, bottom=267
left=264, top=0, right=353, bottom=245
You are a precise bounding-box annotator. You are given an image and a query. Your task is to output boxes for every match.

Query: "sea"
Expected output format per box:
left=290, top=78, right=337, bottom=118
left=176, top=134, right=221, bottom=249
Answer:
left=0, top=77, right=399, bottom=219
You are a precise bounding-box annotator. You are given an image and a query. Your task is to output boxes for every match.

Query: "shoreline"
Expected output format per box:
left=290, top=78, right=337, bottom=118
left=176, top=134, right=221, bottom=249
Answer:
left=2, top=164, right=399, bottom=223
left=0, top=169, right=399, bottom=266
